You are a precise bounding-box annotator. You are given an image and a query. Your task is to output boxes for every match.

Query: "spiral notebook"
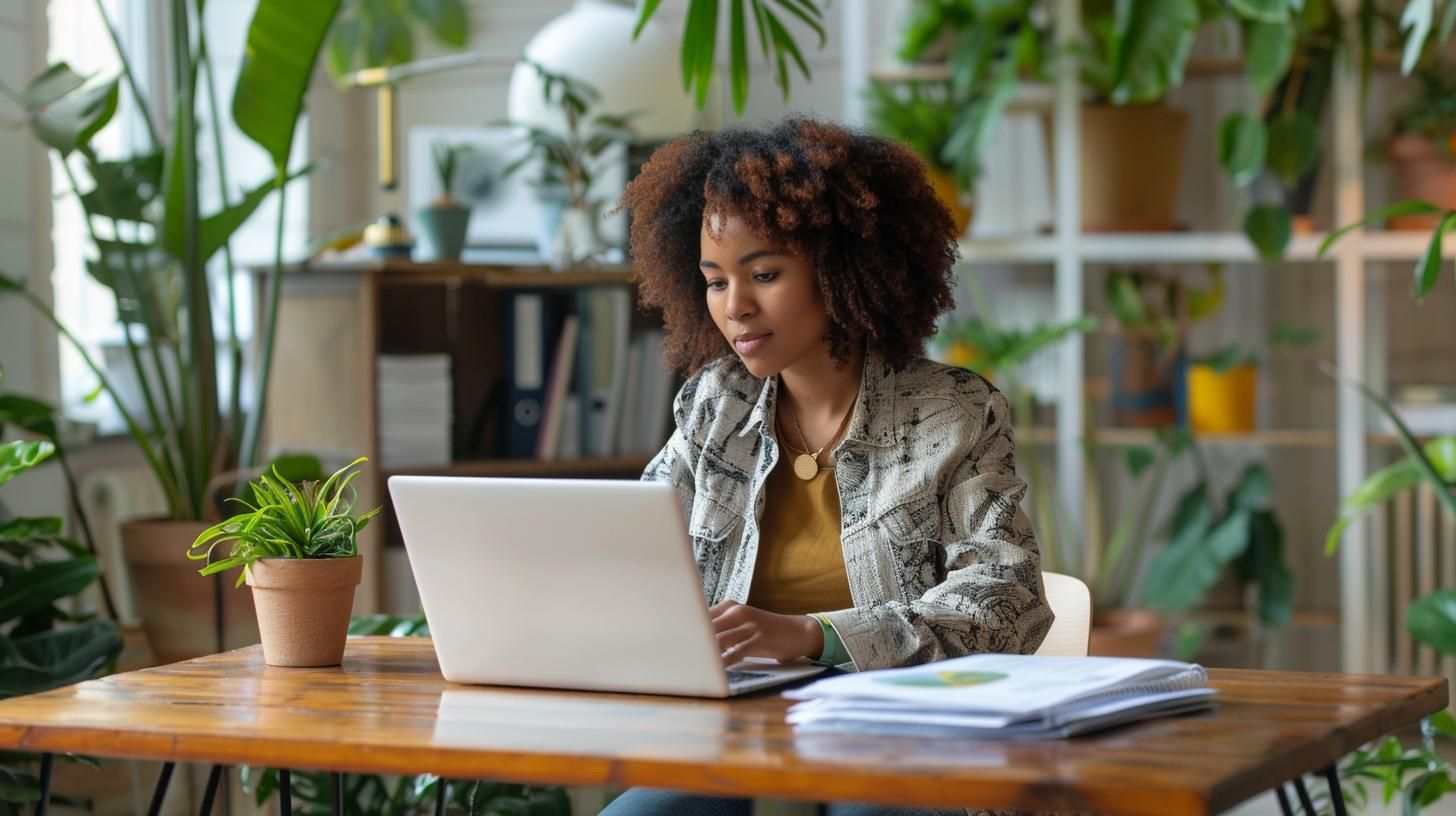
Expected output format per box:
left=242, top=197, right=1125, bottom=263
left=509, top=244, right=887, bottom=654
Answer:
left=783, top=654, right=1216, bottom=739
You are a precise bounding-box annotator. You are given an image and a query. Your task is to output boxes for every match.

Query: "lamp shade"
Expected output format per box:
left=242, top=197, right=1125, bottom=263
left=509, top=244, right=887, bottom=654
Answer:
left=506, top=0, right=695, bottom=141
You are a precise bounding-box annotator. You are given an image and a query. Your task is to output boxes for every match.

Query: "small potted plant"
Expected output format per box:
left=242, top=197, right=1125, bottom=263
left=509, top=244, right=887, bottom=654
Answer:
left=415, top=140, right=473, bottom=261
left=1384, top=63, right=1456, bottom=230
left=1186, top=323, right=1318, bottom=435
left=187, top=457, right=380, bottom=667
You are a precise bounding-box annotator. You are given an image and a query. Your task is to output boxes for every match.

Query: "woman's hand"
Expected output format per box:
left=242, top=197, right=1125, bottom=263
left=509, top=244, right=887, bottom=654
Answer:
left=710, top=600, right=824, bottom=666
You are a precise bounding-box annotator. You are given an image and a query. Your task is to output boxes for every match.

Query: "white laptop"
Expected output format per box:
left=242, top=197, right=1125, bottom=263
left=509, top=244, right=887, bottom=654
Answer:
left=387, top=476, right=829, bottom=698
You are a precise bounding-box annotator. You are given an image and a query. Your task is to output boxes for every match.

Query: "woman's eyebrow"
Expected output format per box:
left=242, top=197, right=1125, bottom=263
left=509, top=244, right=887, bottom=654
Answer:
left=699, top=249, right=782, bottom=270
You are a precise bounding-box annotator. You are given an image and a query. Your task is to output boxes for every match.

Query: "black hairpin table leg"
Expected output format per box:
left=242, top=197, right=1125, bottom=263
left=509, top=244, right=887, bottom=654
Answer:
left=32, top=754, right=54, bottom=816
left=146, top=762, right=176, bottom=816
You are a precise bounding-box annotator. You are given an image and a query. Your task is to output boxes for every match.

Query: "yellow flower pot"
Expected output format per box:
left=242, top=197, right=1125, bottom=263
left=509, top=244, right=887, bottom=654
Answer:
left=926, top=167, right=973, bottom=236
left=1189, top=363, right=1257, bottom=434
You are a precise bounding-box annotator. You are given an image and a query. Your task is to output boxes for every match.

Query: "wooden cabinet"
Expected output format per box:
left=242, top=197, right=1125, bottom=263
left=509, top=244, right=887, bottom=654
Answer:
left=255, top=259, right=659, bottom=612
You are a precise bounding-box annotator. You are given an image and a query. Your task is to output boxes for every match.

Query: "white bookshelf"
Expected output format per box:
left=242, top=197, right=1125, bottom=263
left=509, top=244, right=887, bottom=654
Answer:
left=883, top=0, right=1437, bottom=674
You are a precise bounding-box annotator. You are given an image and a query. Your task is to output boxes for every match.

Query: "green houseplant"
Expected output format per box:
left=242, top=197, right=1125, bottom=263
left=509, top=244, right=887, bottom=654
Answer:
left=325, top=0, right=470, bottom=82
left=865, top=79, right=972, bottom=234
left=414, top=140, right=473, bottom=261
left=630, top=0, right=826, bottom=113
left=0, top=0, right=342, bottom=663
left=882, top=0, right=1047, bottom=233
left=1384, top=61, right=1456, bottom=230
left=505, top=61, right=636, bottom=270
left=1074, top=0, right=1203, bottom=232
left=0, top=436, right=123, bottom=813
left=187, top=457, right=379, bottom=668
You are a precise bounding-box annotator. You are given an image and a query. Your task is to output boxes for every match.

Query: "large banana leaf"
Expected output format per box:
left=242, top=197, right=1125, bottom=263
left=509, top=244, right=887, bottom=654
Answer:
left=233, top=0, right=344, bottom=170
left=1106, top=0, right=1200, bottom=104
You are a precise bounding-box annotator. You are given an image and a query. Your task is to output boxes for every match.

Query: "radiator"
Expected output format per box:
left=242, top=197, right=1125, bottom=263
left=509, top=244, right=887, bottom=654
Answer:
left=1378, top=481, right=1456, bottom=687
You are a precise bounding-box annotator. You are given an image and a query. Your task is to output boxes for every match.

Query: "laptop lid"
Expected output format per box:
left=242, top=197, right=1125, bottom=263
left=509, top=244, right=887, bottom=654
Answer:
left=387, top=476, right=733, bottom=697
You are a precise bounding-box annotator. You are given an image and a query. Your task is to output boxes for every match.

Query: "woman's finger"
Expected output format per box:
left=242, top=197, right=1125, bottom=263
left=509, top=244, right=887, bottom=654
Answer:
left=716, top=622, right=757, bottom=651
left=721, top=631, right=762, bottom=665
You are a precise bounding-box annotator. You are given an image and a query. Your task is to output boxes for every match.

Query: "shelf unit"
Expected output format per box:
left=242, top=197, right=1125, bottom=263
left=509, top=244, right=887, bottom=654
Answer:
left=254, top=258, right=655, bottom=613
left=860, top=0, right=1429, bottom=673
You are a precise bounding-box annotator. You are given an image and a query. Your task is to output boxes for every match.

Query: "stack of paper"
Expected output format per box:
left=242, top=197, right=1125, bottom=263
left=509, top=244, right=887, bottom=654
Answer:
left=378, top=354, right=452, bottom=467
left=784, top=654, right=1217, bottom=740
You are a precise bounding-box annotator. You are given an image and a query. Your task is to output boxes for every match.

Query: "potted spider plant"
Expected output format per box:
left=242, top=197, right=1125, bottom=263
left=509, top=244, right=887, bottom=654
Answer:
left=187, top=457, right=380, bottom=667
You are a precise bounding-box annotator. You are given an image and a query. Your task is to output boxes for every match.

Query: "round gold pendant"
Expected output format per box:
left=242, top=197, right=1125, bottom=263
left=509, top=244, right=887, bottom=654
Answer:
left=793, top=453, right=819, bottom=480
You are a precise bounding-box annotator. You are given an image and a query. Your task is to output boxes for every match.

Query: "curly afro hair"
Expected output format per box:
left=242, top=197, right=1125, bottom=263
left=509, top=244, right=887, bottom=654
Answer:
left=617, top=116, right=959, bottom=377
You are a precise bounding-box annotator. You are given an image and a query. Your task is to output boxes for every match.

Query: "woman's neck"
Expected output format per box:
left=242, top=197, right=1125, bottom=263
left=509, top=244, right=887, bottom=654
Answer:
left=777, top=344, right=865, bottom=432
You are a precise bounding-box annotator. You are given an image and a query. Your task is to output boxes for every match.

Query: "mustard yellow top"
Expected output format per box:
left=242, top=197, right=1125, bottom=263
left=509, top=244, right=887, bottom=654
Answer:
left=747, top=438, right=854, bottom=617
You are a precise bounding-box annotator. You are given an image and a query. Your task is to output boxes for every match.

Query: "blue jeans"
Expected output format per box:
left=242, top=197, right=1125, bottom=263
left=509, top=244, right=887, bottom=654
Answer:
left=599, top=789, right=964, bottom=815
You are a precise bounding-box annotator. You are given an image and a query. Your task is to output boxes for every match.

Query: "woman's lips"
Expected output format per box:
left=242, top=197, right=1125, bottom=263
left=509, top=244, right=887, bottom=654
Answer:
left=734, top=332, right=771, bottom=354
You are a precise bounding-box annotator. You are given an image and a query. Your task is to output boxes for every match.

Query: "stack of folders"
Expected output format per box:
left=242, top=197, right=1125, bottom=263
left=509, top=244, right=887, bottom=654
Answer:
left=784, top=654, right=1217, bottom=740
left=377, top=354, right=452, bottom=467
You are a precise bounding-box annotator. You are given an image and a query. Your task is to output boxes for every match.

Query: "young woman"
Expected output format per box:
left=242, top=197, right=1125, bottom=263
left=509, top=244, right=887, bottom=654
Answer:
left=602, top=117, right=1053, bottom=816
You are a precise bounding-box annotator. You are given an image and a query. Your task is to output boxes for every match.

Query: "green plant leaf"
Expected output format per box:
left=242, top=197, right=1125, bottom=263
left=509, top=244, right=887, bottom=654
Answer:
left=1247, top=20, right=1294, bottom=95
left=1142, top=509, right=1253, bottom=612
left=1246, top=510, right=1293, bottom=627
left=21, top=64, right=120, bottom=155
left=80, top=151, right=165, bottom=224
left=233, top=0, right=344, bottom=171
left=1320, top=200, right=1444, bottom=256
left=729, top=0, right=749, bottom=114
left=163, top=162, right=316, bottom=268
left=0, top=557, right=98, bottom=625
left=1200, top=344, right=1246, bottom=373
left=1266, top=111, right=1319, bottom=184
left=407, top=0, right=468, bottom=48
left=632, top=0, right=666, bottom=40
left=1244, top=203, right=1291, bottom=261
left=1230, top=463, right=1273, bottom=510
left=1415, top=211, right=1456, bottom=300
left=0, top=441, right=54, bottom=489
left=0, top=621, right=121, bottom=697
left=1218, top=113, right=1267, bottom=187
left=1409, top=590, right=1456, bottom=656
left=1232, top=0, right=1291, bottom=23
left=1124, top=445, right=1155, bottom=477
left=1429, top=710, right=1456, bottom=742
left=1271, top=321, right=1319, bottom=347
left=1106, top=0, right=1200, bottom=105
left=0, top=394, right=57, bottom=440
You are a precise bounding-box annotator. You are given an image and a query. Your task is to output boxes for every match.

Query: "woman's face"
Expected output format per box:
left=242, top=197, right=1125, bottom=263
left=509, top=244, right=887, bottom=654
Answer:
left=700, top=213, right=830, bottom=379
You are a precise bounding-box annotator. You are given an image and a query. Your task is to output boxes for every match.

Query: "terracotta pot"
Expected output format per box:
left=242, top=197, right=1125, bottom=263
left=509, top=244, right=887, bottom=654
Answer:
left=1088, top=609, right=1164, bottom=657
left=247, top=557, right=363, bottom=667
left=1073, top=104, right=1190, bottom=232
left=1386, top=134, right=1456, bottom=230
left=121, top=519, right=258, bottom=665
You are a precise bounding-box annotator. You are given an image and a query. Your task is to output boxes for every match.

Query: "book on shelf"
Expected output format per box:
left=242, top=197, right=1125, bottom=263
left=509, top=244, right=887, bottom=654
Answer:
left=783, top=653, right=1216, bottom=740
left=377, top=354, right=452, bottom=468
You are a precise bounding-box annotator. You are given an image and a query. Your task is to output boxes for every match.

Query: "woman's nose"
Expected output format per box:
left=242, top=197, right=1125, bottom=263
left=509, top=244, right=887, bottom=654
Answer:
left=726, top=282, right=756, bottom=322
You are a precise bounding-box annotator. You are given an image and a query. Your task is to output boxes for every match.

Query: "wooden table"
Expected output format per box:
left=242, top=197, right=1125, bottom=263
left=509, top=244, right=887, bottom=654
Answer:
left=0, top=638, right=1446, bottom=816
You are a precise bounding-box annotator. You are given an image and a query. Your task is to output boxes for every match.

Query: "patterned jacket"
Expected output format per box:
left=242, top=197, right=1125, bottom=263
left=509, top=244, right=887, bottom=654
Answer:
left=642, top=350, right=1054, bottom=671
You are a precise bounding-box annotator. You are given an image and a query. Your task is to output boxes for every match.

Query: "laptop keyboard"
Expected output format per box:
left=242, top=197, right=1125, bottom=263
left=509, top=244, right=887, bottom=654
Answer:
left=727, top=669, right=774, bottom=685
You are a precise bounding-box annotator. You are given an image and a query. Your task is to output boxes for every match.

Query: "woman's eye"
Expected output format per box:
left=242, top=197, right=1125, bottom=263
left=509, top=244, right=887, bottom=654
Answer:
left=752, top=270, right=779, bottom=283
left=705, top=279, right=727, bottom=291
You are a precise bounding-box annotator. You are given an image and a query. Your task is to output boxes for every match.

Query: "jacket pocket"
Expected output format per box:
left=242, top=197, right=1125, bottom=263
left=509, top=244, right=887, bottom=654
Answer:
left=688, top=499, right=743, bottom=602
left=873, top=492, right=945, bottom=599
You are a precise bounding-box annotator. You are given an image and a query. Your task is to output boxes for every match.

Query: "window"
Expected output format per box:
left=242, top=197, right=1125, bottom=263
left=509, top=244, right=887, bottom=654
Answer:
left=48, top=0, right=308, bottom=433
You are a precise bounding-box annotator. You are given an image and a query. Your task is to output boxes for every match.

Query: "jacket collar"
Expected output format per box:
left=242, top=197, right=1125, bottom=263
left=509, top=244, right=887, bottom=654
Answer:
left=736, top=349, right=900, bottom=449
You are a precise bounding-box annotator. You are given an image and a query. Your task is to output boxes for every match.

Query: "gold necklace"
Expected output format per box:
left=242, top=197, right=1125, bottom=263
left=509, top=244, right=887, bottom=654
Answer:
left=784, top=396, right=854, bottom=481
